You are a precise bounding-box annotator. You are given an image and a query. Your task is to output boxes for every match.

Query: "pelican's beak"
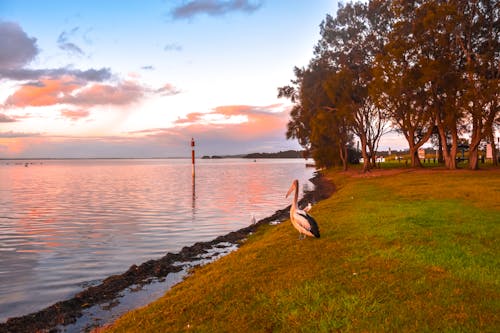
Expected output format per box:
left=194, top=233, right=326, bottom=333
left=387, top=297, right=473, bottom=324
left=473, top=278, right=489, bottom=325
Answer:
left=285, top=182, right=295, bottom=198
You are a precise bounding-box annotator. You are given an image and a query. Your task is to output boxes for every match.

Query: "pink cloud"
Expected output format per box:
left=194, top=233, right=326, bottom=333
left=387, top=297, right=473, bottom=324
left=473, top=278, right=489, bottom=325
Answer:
left=156, top=83, right=181, bottom=96
left=174, top=112, right=207, bottom=124
left=64, top=81, right=144, bottom=106
left=0, top=131, right=41, bottom=138
left=4, top=76, right=81, bottom=107
left=119, top=104, right=290, bottom=154
left=127, top=128, right=178, bottom=137
left=60, top=108, right=90, bottom=121
left=3, top=78, right=146, bottom=108
left=0, top=109, right=297, bottom=157
left=0, top=113, right=17, bottom=122
left=173, top=104, right=288, bottom=140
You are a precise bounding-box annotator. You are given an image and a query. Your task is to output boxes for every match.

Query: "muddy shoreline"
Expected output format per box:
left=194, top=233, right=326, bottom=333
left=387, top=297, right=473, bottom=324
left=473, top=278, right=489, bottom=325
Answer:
left=0, top=174, right=334, bottom=333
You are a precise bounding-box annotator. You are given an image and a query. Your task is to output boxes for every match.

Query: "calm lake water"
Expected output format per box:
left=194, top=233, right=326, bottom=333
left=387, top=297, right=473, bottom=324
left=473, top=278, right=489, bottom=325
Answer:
left=0, top=158, right=315, bottom=322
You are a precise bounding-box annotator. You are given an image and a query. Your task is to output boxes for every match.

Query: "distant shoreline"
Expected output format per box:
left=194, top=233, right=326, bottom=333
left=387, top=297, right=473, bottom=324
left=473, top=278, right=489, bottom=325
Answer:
left=203, top=150, right=305, bottom=159
left=0, top=150, right=306, bottom=161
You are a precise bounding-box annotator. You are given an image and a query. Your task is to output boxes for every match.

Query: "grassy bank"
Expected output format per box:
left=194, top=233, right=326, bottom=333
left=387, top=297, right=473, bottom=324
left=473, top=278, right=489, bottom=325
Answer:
left=105, top=168, right=499, bottom=332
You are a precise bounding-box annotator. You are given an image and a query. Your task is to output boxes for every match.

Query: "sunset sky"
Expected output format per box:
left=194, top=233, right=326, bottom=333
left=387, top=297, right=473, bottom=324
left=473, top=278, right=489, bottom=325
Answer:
left=0, top=0, right=405, bottom=158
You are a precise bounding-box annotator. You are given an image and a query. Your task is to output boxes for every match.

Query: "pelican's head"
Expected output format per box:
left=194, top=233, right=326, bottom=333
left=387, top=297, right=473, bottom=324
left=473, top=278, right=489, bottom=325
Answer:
left=286, top=179, right=299, bottom=198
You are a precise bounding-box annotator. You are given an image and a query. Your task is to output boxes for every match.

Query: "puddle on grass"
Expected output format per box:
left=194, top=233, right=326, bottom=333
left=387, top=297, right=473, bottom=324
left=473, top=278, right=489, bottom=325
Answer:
left=58, top=242, right=239, bottom=333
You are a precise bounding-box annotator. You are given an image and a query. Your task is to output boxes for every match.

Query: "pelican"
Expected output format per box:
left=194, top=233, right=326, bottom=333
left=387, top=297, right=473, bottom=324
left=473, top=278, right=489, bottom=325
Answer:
left=285, top=179, right=320, bottom=239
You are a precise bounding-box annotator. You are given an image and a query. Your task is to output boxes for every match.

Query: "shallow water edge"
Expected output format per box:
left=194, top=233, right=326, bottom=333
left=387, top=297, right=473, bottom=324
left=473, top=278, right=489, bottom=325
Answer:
left=0, top=173, right=334, bottom=333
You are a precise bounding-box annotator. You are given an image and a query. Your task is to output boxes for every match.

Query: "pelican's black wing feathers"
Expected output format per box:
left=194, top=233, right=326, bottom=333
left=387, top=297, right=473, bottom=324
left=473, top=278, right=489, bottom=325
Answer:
left=298, top=212, right=320, bottom=238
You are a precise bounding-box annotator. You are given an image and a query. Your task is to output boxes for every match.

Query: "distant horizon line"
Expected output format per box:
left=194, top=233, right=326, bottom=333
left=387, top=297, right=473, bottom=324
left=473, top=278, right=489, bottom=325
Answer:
left=0, top=156, right=308, bottom=160
left=0, top=157, right=189, bottom=160
left=0, top=155, right=305, bottom=161
left=0, top=150, right=310, bottom=160
left=0, top=148, right=418, bottom=161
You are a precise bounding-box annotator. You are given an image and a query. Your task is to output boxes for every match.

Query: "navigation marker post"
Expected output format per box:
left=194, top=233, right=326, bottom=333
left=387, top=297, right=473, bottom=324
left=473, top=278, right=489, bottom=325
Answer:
left=191, top=138, right=195, bottom=178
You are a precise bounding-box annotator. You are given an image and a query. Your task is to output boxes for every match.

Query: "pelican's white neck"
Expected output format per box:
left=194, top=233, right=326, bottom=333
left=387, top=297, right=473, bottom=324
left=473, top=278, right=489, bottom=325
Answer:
left=290, top=180, right=299, bottom=211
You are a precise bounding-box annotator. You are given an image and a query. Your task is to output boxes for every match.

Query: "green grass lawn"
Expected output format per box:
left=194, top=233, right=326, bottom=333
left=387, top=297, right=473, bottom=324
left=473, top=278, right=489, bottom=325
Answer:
left=105, top=168, right=499, bottom=332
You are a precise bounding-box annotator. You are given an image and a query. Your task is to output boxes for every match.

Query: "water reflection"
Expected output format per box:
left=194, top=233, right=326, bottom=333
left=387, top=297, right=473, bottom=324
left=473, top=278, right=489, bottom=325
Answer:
left=192, top=173, right=196, bottom=212
left=0, top=158, right=314, bottom=321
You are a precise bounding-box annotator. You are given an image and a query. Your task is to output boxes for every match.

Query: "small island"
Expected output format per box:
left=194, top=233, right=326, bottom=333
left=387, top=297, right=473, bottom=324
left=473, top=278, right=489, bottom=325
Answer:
left=202, top=150, right=304, bottom=159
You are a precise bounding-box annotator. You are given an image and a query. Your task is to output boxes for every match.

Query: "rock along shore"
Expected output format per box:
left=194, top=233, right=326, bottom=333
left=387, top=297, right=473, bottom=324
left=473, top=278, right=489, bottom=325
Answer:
left=0, top=173, right=334, bottom=333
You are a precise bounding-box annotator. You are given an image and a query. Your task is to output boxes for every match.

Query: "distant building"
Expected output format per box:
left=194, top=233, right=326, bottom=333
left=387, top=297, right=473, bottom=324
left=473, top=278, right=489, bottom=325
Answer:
left=360, top=156, right=385, bottom=163
left=486, top=144, right=493, bottom=159
left=418, top=148, right=425, bottom=159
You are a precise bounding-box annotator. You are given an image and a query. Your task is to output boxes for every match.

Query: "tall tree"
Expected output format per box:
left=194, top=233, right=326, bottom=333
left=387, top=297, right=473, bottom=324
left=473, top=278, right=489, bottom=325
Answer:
left=278, top=60, right=351, bottom=169
left=414, top=0, right=465, bottom=169
left=490, top=115, right=500, bottom=165
left=453, top=0, right=499, bottom=169
left=281, top=0, right=498, bottom=171
left=279, top=67, right=313, bottom=153
left=372, top=0, right=434, bottom=168
left=315, top=0, right=391, bottom=172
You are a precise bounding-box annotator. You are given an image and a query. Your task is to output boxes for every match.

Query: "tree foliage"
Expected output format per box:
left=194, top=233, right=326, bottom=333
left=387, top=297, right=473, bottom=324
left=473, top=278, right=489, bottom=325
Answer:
left=279, top=0, right=499, bottom=170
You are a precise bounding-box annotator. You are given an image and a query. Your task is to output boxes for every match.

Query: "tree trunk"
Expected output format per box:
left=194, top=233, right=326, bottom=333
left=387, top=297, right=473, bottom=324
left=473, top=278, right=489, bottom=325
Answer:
left=361, top=148, right=370, bottom=172
left=360, top=136, right=370, bottom=173
left=339, top=142, right=348, bottom=171
left=469, top=134, right=481, bottom=170
left=436, top=123, right=458, bottom=170
left=409, top=146, right=423, bottom=168
left=448, top=132, right=458, bottom=169
left=469, top=123, right=482, bottom=170
left=469, top=148, right=479, bottom=170
left=437, top=134, right=444, bottom=164
left=437, top=126, right=451, bottom=168
left=343, top=145, right=348, bottom=171
left=490, top=132, right=498, bottom=166
left=370, top=153, right=377, bottom=169
left=402, top=124, right=433, bottom=168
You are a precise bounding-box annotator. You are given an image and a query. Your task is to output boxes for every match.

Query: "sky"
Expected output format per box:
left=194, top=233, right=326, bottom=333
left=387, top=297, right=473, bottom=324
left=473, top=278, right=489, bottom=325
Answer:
left=0, top=0, right=406, bottom=158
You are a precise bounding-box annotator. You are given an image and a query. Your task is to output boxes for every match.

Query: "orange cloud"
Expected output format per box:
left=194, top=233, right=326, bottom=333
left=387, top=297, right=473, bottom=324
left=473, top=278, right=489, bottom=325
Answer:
left=173, top=104, right=288, bottom=140
left=174, top=112, right=205, bottom=124
left=174, top=111, right=247, bottom=125
left=3, top=78, right=146, bottom=109
left=60, top=108, right=90, bottom=120
left=4, top=77, right=81, bottom=107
